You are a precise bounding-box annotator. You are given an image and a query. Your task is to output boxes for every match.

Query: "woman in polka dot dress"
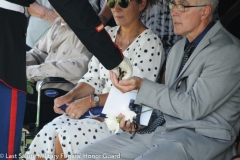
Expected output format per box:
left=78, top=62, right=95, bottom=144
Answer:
left=25, top=0, right=164, bottom=159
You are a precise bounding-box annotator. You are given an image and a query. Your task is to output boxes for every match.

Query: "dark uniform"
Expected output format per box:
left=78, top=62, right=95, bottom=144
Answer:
left=0, top=0, right=34, bottom=158
left=1, top=0, right=123, bottom=158
left=48, top=0, right=124, bottom=69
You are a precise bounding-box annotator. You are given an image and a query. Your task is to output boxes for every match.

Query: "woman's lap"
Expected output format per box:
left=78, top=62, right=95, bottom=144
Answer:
left=57, top=116, right=113, bottom=154
left=26, top=114, right=113, bottom=159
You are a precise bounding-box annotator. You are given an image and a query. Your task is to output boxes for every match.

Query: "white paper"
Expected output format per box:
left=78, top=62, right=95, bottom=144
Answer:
left=140, top=105, right=153, bottom=126
left=103, top=86, right=152, bottom=125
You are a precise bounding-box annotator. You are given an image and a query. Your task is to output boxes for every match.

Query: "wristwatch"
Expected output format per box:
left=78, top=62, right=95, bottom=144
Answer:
left=93, top=94, right=100, bottom=107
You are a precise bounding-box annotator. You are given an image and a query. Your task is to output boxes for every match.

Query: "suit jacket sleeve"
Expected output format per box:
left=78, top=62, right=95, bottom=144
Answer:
left=135, top=44, right=240, bottom=120
left=48, top=0, right=123, bottom=70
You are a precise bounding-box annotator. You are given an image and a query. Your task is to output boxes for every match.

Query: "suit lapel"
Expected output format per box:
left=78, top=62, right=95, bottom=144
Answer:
left=166, top=21, right=223, bottom=88
left=176, top=39, right=210, bottom=78
left=176, top=21, right=222, bottom=79
left=165, top=39, right=185, bottom=86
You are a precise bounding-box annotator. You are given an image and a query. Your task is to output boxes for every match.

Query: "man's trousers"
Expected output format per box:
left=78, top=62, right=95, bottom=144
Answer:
left=0, top=81, right=26, bottom=159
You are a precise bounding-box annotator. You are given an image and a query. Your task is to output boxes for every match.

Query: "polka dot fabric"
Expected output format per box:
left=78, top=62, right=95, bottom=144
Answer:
left=25, top=26, right=164, bottom=159
left=79, top=26, right=165, bottom=93
left=25, top=115, right=112, bottom=160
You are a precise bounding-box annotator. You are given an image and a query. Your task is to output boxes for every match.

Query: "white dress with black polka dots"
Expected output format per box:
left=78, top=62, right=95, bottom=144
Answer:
left=25, top=26, right=164, bottom=160
left=80, top=26, right=164, bottom=93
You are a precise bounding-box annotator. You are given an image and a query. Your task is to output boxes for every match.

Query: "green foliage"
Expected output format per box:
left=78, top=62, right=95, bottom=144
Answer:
left=26, top=80, right=35, bottom=94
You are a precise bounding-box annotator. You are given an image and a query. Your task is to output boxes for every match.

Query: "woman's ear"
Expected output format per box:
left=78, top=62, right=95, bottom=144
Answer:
left=139, top=0, right=147, bottom=12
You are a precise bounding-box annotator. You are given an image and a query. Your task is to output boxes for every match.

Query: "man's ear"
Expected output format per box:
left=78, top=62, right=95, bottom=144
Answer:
left=200, top=5, right=212, bottom=20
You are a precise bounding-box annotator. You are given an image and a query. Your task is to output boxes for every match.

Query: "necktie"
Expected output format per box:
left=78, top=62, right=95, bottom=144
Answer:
left=178, top=42, right=196, bottom=74
left=182, top=42, right=196, bottom=68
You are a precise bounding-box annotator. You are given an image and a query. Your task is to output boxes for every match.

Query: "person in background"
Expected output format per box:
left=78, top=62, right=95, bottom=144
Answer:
left=24, top=12, right=93, bottom=125
left=26, top=0, right=105, bottom=49
left=26, top=0, right=59, bottom=48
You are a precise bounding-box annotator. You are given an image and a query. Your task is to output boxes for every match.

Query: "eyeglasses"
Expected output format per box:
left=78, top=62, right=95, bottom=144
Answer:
left=107, top=0, right=132, bottom=9
left=168, top=2, right=207, bottom=12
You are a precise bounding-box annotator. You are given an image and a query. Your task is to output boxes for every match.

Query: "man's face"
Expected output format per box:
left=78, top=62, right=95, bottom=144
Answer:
left=170, top=0, right=203, bottom=38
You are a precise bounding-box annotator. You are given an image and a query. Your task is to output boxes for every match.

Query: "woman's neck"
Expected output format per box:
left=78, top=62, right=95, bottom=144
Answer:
left=119, top=21, right=143, bottom=38
left=116, top=21, right=146, bottom=51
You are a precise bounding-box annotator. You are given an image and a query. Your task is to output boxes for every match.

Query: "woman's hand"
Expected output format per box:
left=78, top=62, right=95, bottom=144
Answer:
left=53, top=94, right=73, bottom=114
left=65, top=96, right=92, bottom=119
left=109, top=71, right=143, bottom=93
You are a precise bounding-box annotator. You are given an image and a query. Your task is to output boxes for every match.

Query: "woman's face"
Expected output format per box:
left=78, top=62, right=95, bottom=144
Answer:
left=111, top=0, right=146, bottom=27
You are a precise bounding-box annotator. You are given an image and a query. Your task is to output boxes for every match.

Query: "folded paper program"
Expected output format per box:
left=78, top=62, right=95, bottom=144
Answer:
left=103, top=86, right=152, bottom=126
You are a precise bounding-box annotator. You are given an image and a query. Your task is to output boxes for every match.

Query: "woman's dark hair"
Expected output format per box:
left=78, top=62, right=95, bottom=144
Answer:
left=136, top=0, right=159, bottom=12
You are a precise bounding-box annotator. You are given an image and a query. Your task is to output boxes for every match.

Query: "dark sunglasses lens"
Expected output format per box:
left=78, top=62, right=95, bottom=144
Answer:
left=118, top=0, right=129, bottom=8
left=107, top=0, right=116, bottom=8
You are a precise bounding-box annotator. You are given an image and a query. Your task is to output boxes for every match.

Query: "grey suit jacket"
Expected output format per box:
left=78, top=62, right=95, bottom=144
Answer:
left=135, top=21, right=240, bottom=160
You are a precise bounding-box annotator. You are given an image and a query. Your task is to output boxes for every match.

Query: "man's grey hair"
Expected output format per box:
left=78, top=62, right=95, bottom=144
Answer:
left=195, top=0, right=219, bottom=15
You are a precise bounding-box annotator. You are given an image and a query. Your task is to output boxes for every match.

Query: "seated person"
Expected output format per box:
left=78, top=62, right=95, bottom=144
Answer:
left=25, top=0, right=165, bottom=158
left=26, top=1, right=59, bottom=48
left=78, top=0, right=240, bottom=159
left=24, top=12, right=93, bottom=125
left=99, top=0, right=182, bottom=56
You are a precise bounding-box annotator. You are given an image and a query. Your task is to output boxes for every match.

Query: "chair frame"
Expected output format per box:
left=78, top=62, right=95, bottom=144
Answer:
left=35, top=77, right=71, bottom=128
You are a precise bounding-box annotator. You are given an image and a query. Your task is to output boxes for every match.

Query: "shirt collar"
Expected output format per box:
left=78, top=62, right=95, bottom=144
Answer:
left=185, top=21, right=215, bottom=46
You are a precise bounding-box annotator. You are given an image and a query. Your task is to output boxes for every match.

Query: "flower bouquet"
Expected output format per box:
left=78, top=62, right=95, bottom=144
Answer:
left=105, top=99, right=152, bottom=137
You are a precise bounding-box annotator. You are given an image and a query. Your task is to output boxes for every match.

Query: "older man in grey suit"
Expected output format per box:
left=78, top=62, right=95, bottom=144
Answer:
left=79, top=0, right=240, bottom=159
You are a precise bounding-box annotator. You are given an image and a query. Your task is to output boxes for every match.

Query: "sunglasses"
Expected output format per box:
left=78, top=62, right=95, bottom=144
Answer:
left=107, top=0, right=132, bottom=9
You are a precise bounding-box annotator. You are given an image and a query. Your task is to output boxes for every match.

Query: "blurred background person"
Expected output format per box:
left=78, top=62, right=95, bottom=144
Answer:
left=26, top=0, right=59, bottom=49
left=24, top=11, right=93, bottom=126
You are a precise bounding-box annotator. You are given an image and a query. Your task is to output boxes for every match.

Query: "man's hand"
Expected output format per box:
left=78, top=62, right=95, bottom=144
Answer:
left=111, top=57, right=132, bottom=80
left=109, top=71, right=143, bottom=93
left=42, top=9, right=59, bottom=24
left=28, top=2, right=59, bottom=24
left=118, top=114, right=139, bottom=132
